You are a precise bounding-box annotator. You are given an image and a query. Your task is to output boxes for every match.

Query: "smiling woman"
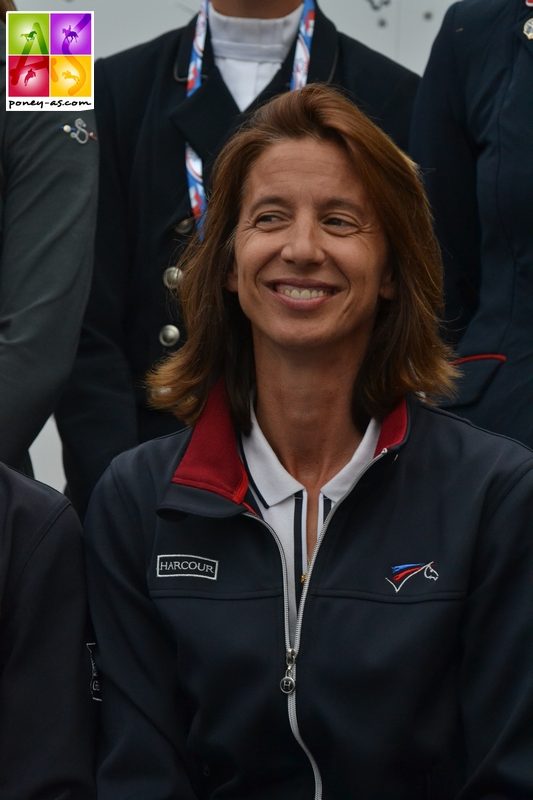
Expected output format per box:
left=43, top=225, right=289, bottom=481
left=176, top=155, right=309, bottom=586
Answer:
left=85, top=85, right=533, bottom=799
left=149, top=84, right=455, bottom=431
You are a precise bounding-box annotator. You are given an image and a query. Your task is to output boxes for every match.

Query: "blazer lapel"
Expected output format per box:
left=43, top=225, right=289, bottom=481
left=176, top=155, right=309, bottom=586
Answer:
left=248, top=3, right=340, bottom=110
left=307, top=3, right=339, bottom=84
left=168, top=3, right=340, bottom=181
left=169, top=17, right=241, bottom=170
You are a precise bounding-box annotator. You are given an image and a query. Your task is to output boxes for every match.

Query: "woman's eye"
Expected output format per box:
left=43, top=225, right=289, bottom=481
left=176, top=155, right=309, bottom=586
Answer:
left=256, top=213, right=281, bottom=225
left=325, top=216, right=351, bottom=227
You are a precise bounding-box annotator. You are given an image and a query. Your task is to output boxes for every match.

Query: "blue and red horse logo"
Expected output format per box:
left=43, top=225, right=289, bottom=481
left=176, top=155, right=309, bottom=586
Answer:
left=386, top=561, right=439, bottom=593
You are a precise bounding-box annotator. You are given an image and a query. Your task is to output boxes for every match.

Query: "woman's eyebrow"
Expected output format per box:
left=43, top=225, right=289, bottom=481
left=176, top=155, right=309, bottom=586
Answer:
left=245, top=196, right=368, bottom=217
left=246, top=196, right=289, bottom=215
left=319, top=197, right=368, bottom=216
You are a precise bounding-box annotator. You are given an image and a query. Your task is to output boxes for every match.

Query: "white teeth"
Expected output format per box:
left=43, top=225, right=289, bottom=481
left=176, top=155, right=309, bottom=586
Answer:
left=279, top=286, right=329, bottom=299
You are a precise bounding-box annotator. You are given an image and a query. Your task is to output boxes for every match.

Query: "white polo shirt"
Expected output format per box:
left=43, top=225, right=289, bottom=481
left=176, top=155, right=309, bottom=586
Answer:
left=208, top=2, right=303, bottom=111
left=241, top=407, right=380, bottom=638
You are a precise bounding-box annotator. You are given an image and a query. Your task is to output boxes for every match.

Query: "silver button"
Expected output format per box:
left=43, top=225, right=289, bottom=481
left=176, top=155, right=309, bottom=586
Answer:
left=159, top=324, right=180, bottom=347
left=174, top=217, right=195, bottom=236
left=163, top=266, right=183, bottom=289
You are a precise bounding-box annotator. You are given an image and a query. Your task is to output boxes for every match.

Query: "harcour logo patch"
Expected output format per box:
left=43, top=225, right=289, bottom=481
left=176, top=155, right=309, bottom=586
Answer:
left=157, top=554, right=219, bottom=580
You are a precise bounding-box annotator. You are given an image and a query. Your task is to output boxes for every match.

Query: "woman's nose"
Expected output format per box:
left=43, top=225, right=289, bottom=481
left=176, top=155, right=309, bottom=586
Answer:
left=280, top=217, right=325, bottom=266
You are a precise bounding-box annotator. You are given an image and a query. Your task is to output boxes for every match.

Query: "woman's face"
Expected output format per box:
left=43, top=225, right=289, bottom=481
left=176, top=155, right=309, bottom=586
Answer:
left=227, top=136, right=393, bottom=364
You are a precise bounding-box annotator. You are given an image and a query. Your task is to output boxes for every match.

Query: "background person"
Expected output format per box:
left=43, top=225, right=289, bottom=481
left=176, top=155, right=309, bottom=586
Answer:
left=0, top=461, right=96, bottom=798
left=56, top=0, right=419, bottom=516
left=0, top=1, right=98, bottom=473
left=410, top=0, right=533, bottom=447
left=85, top=85, right=533, bottom=799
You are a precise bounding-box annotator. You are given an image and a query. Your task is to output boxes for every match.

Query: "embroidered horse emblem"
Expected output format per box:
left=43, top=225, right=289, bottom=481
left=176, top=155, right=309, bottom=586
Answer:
left=386, top=561, right=438, bottom=593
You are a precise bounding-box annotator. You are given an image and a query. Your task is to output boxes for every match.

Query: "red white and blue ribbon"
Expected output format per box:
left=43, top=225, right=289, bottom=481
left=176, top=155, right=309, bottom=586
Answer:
left=185, top=0, right=209, bottom=226
left=185, top=0, right=316, bottom=228
left=291, top=0, right=316, bottom=91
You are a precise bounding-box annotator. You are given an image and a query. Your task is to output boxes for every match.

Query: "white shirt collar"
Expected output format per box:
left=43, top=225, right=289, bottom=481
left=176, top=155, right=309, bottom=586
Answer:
left=242, top=404, right=303, bottom=506
left=208, top=2, right=303, bottom=63
left=241, top=405, right=381, bottom=508
left=321, top=418, right=380, bottom=502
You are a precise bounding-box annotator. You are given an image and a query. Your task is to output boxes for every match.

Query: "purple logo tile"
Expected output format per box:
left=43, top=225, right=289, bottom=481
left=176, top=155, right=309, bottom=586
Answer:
left=50, top=13, right=92, bottom=56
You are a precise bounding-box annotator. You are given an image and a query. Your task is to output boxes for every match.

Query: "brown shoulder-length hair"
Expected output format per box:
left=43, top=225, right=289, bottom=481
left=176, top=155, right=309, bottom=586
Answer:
left=0, top=0, right=16, bottom=22
left=149, top=83, right=456, bottom=432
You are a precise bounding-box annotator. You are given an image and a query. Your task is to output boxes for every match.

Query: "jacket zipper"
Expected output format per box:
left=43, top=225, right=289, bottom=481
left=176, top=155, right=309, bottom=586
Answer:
left=243, top=513, right=323, bottom=796
left=295, top=449, right=388, bottom=653
left=245, top=448, right=389, bottom=800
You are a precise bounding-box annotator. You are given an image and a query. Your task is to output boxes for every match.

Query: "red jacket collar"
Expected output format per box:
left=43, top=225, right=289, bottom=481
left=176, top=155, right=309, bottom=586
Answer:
left=375, top=399, right=409, bottom=454
left=171, top=380, right=249, bottom=507
left=172, top=381, right=409, bottom=504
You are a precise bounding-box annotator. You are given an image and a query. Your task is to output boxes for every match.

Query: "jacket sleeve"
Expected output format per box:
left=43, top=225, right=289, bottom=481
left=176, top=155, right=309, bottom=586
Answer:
left=84, top=462, right=200, bottom=799
left=409, top=2, right=481, bottom=346
left=0, top=500, right=96, bottom=799
left=55, top=56, right=140, bottom=516
left=0, top=99, right=98, bottom=468
left=458, top=461, right=533, bottom=797
left=337, top=32, right=419, bottom=155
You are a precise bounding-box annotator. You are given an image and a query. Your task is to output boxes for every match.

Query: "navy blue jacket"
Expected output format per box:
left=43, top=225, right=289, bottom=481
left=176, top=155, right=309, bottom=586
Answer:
left=85, top=383, right=533, bottom=799
left=410, top=0, right=533, bottom=447
left=56, top=4, right=419, bottom=516
left=0, top=463, right=95, bottom=798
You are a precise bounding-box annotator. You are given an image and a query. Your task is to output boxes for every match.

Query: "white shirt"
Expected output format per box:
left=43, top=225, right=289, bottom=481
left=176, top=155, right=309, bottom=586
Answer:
left=241, top=407, right=380, bottom=638
left=208, top=2, right=303, bottom=111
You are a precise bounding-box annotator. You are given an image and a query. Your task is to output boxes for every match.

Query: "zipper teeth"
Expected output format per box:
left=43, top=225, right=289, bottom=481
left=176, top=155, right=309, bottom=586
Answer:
left=294, top=449, right=387, bottom=651
left=243, top=513, right=291, bottom=651
left=244, top=512, right=323, bottom=796
left=288, top=692, right=322, bottom=800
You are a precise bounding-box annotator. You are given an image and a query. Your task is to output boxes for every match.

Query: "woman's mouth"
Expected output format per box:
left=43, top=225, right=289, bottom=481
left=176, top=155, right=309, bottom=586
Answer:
left=274, top=283, right=336, bottom=300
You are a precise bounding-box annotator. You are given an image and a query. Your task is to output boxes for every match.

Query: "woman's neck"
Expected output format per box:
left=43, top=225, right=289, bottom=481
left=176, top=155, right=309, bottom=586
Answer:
left=254, top=352, right=364, bottom=493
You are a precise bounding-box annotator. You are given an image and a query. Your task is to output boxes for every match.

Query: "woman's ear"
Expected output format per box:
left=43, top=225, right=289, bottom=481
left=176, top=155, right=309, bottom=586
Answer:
left=379, top=264, right=395, bottom=300
left=226, top=262, right=238, bottom=292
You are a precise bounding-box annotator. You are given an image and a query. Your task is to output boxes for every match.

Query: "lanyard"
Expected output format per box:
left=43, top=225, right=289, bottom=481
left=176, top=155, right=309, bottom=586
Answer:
left=185, top=0, right=316, bottom=227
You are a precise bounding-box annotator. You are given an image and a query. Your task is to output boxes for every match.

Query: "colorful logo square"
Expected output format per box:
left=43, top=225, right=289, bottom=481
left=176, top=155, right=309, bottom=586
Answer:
left=50, top=13, right=92, bottom=56
left=5, top=11, right=94, bottom=111
left=8, top=55, right=49, bottom=97
left=7, top=13, right=50, bottom=55
left=50, top=55, right=92, bottom=97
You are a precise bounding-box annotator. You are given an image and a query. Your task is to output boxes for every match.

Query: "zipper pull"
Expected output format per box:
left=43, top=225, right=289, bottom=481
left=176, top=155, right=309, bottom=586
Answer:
left=280, top=648, right=297, bottom=695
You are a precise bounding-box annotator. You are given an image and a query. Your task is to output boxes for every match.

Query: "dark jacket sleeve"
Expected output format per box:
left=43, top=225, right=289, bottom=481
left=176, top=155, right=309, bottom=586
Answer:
left=459, top=460, right=533, bottom=796
left=0, top=30, right=98, bottom=468
left=0, top=484, right=96, bottom=799
left=409, top=2, right=481, bottom=344
left=84, top=461, right=199, bottom=799
left=56, top=56, right=140, bottom=513
left=337, top=32, right=419, bottom=154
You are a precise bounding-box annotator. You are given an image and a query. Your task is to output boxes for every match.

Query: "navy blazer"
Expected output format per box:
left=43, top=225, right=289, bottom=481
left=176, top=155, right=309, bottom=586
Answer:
left=0, top=463, right=95, bottom=797
left=410, top=0, right=533, bottom=447
left=56, top=4, right=419, bottom=515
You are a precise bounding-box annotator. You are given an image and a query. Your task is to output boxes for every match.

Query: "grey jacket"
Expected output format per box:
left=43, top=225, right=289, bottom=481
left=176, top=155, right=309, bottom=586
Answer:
left=0, top=21, right=98, bottom=469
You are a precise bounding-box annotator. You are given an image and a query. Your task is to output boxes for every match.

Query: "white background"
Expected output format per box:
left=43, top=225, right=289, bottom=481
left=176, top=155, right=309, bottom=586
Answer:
left=14, top=0, right=456, bottom=489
